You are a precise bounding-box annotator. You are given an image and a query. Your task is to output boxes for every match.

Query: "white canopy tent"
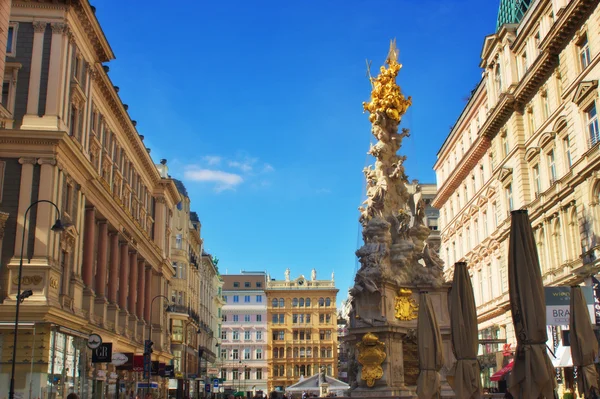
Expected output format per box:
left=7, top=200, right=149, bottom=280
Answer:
left=285, top=373, right=349, bottom=396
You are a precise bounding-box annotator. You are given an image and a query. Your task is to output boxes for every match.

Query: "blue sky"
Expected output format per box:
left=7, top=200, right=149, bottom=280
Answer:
left=95, top=0, right=499, bottom=304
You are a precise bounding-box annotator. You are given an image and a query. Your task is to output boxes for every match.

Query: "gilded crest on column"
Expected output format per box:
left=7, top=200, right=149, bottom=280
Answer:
left=394, top=288, right=418, bottom=321
left=356, top=332, right=386, bottom=387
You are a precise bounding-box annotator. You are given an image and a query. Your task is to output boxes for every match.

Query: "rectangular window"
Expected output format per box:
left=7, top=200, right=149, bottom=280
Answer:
left=175, top=234, right=182, bottom=249
left=579, top=35, right=591, bottom=70
left=478, top=269, right=484, bottom=304
left=233, top=282, right=240, bottom=287
left=256, top=281, right=262, bottom=288
left=487, top=263, right=494, bottom=300
left=245, top=331, right=251, bottom=340
left=587, top=102, right=600, bottom=147
left=278, top=330, right=285, bottom=340
left=232, top=370, right=239, bottom=380
left=220, top=349, right=227, bottom=359
left=256, top=314, right=262, bottom=322
left=256, top=295, right=262, bottom=303
left=6, top=25, right=15, bottom=55
left=257, top=369, right=263, bottom=379
left=278, top=314, right=284, bottom=324
left=533, top=164, right=541, bottom=196
left=244, top=295, right=250, bottom=303
left=272, top=314, right=278, bottom=324
left=232, top=330, right=239, bottom=340
left=563, top=136, right=572, bottom=169
left=527, top=108, right=535, bottom=136
left=505, top=184, right=513, bottom=212
left=233, top=295, right=239, bottom=303
left=244, top=282, right=251, bottom=287
left=256, top=349, right=263, bottom=359
left=232, top=349, right=239, bottom=360
left=482, top=211, right=488, bottom=237
left=293, top=314, right=298, bottom=324
left=542, top=92, right=549, bottom=120
left=492, top=203, right=498, bottom=228
left=221, top=330, right=227, bottom=340
left=501, top=133, right=509, bottom=157
left=244, top=369, right=251, bottom=379
left=244, top=315, right=250, bottom=322
left=548, top=150, right=557, bottom=184
left=256, top=330, right=262, bottom=340
left=233, top=315, right=239, bottom=322
left=244, top=349, right=251, bottom=359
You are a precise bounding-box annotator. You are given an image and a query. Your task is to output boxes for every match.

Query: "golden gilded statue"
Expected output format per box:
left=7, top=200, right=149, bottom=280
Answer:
left=362, top=39, right=412, bottom=123
left=356, top=332, right=386, bottom=387
left=394, top=287, right=418, bottom=321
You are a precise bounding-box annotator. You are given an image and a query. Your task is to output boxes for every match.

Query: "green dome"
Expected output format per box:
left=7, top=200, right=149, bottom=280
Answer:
left=497, top=0, right=533, bottom=31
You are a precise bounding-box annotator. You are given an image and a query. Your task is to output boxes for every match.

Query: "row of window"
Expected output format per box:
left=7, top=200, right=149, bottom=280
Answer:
left=223, top=295, right=263, bottom=303
left=270, top=314, right=333, bottom=325
left=271, top=297, right=332, bottom=308
left=272, top=365, right=333, bottom=378
left=222, top=314, right=263, bottom=323
left=221, top=330, right=263, bottom=341
left=232, top=281, right=263, bottom=288
left=220, top=348, right=263, bottom=360
left=272, top=347, right=334, bottom=359
left=221, top=368, right=264, bottom=380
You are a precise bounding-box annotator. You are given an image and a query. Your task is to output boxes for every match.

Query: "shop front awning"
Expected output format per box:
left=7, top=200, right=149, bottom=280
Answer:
left=490, top=360, right=514, bottom=381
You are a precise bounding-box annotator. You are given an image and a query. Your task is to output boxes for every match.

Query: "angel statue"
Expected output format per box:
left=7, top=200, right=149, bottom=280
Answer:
left=285, top=268, right=291, bottom=282
left=311, top=268, right=317, bottom=281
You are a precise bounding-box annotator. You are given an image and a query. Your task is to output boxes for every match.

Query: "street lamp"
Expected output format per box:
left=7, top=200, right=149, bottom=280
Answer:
left=146, top=294, right=171, bottom=397
left=9, top=200, right=65, bottom=399
left=182, top=321, right=201, bottom=399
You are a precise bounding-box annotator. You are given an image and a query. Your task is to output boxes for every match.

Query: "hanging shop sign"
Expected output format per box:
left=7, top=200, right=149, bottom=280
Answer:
left=92, top=343, right=113, bottom=363
left=87, top=333, right=102, bottom=350
left=592, top=277, right=600, bottom=325
left=544, top=287, right=594, bottom=325
left=133, top=355, right=144, bottom=372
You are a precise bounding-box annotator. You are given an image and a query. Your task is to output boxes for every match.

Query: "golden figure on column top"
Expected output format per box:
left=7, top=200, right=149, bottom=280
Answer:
left=362, top=39, right=412, bottom=123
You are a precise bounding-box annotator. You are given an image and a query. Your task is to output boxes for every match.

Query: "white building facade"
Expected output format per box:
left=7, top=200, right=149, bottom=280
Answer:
left=219, top=272, right=268, bottom=396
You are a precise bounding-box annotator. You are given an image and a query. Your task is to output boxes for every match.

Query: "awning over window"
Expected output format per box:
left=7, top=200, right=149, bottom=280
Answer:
left=490, top=360, right=514, bottom=382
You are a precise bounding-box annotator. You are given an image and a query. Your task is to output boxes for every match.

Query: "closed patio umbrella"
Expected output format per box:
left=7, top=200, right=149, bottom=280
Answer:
left=508, top=210, right=556, bottom=398
left=417, top=292, right=443, bottom=399
left=570, top=286, right=599, bottom=398
left=449, top=262, right=481, bottom=398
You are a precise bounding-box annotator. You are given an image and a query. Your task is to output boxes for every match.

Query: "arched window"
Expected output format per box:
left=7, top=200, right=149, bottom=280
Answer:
left=300, top=347, right=305, bottom=358
left=292, top=298, right=298, bottom=307
left=325, top=298, right=331, bottom=307
left=300, top=365, right=306, bottom=376
left=299, top=298, right=304, bottom=307
left=274, top=348, right=279, bottom=359
left=320, top=348, right=326, bottom=358
left=295, top=365, right=300, bottom=377
left=327, top=347, right=332, bottom=358
left=279, top=298, right=285, bottom=307
left=293, top=348, right=299, bottom=358
left=305, top=298, right=311, bottom=307
left=318, top=298, right=324, bottom=307
left=271, top=298, right=278, bottom=308
left=306, top=348, right=312, bottom=358
left=307, top=365, right=312, bottom=375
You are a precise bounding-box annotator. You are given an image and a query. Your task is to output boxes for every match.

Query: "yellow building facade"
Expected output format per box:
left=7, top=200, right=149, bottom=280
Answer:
left=265, top=270, right=338, bottom=391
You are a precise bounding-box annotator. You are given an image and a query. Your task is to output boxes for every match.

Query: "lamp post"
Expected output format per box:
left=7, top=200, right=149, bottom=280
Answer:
left=183, top=320, right=201, bottom=399
left=9, top=200, right=65, bottom=399
left=146, top=294, right=170, bottom=397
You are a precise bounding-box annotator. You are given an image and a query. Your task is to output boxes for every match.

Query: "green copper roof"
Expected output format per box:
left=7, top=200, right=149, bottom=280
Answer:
left=497, top=0, right=533, bottom=31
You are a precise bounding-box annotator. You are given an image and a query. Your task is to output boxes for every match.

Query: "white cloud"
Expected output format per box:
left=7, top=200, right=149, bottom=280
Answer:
left=262, top=163, right=275, bottom=173
left=202, top=155, right=222, bottom=166
left=184, top=168, right=243, bottom=192
left=228, top=160, right=254, bottom=173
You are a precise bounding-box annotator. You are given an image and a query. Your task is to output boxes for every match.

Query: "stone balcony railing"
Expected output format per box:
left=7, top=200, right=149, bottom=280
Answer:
left=266, top=280, right=335, bottom=289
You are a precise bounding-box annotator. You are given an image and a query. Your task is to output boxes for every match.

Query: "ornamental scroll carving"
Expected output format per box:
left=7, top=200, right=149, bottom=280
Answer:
left=12, top=275, right=43, bottom=286
left=356, top=332, right=386, bottom=388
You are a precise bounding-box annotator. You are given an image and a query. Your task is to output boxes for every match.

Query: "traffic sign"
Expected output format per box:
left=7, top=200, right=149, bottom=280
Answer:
left=213, top=379, right=219, bottom=388
left=205, top=384, right=211, bottom=393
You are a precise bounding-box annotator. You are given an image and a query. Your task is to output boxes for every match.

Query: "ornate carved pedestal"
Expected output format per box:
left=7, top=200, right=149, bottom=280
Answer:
left=347, top=284, right=455, bottom=398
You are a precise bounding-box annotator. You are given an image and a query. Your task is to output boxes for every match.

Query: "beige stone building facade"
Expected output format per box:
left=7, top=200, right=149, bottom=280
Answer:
left=265, top=270, right=338, bottom=392
left=168, top=179, right=221, bottom=397
left=433, top=0, right=600, bottom=390
left=0, top=1, right=186, bottom=397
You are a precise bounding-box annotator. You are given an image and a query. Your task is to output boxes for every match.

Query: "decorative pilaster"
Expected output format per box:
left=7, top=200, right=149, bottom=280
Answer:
left=14, top=158, right=37, bottom=259
left=81, top=207, right=96, bottom=289
left=144, top=265, right=152, bottom=322
left=118, top=241, right=129, bottom=311
left=128, top=250, right=138, bottom=316
left=107, top=232, right=119, bottom=304
left=41, top=22, right=68, bottom=130
left=95, top=221, right=108, bottom=298
left=21, top=22, right=47, bottom=129
left=136, top=259, right=146, bottom=320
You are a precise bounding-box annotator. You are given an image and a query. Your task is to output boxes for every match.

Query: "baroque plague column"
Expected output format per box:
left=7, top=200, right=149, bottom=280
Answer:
left=347, top=42, right=454, bottom=398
